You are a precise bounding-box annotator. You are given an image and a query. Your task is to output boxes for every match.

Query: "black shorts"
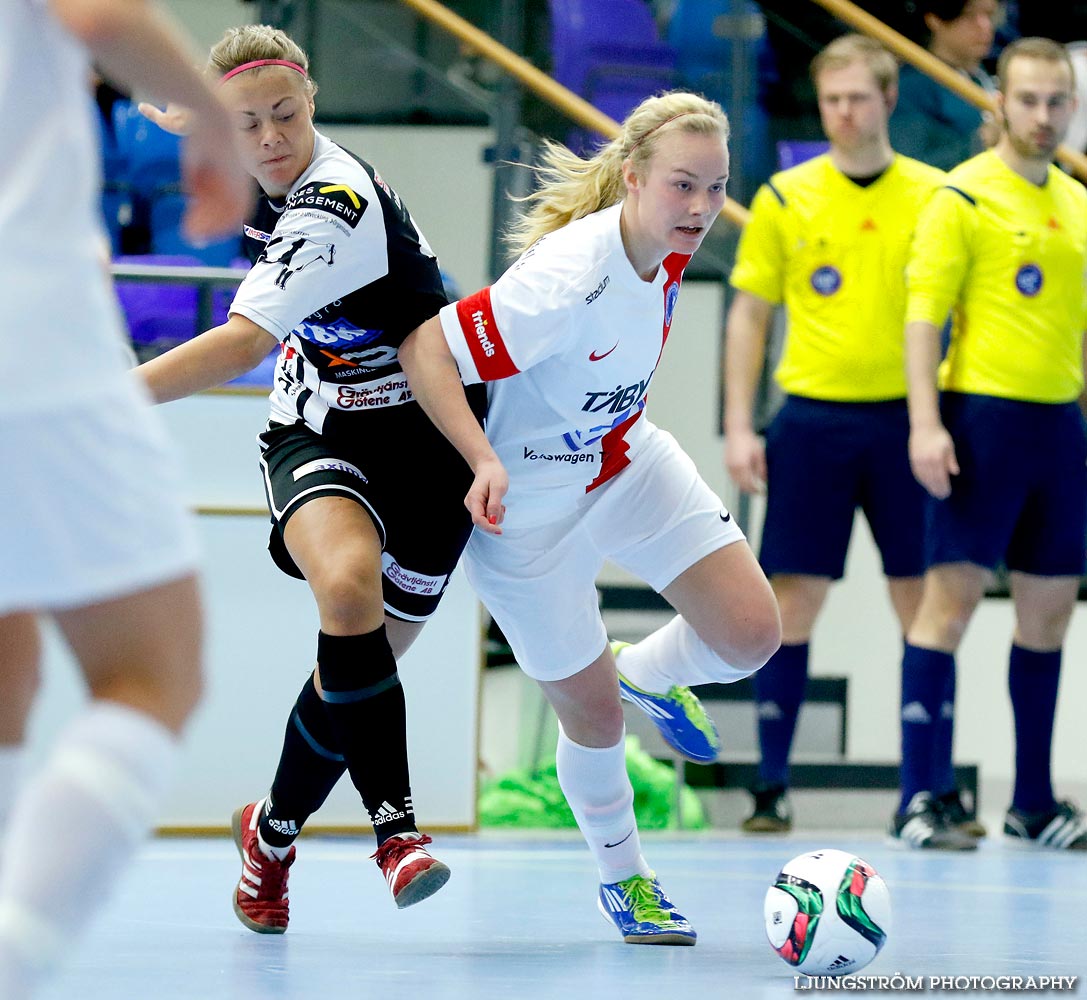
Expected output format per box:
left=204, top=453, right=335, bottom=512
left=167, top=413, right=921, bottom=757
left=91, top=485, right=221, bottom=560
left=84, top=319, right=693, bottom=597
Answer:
left=258, top=418, right=476, bottom=621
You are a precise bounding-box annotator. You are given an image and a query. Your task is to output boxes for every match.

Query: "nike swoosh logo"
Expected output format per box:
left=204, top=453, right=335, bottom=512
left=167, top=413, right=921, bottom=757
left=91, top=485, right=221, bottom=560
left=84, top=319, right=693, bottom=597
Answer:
left=589, top=343, right=618, bottom=362
left=720, top=510, right=731, bottom=522
left=604, top=828, right=635, bottom=848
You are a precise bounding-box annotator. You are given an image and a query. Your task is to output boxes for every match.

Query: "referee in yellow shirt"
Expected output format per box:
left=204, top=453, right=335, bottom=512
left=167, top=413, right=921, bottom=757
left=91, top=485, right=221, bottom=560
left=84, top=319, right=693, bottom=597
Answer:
left=724, top=35, right=957, bottom=838
left=902, top=36, right=1087, bottom=851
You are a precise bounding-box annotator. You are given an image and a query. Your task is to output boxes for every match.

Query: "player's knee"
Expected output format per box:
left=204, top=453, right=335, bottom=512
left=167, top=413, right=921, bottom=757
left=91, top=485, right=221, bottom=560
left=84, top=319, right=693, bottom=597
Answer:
left=309, top=564, right=383, bottom=631
left=700, top=600, right=782, bottom=674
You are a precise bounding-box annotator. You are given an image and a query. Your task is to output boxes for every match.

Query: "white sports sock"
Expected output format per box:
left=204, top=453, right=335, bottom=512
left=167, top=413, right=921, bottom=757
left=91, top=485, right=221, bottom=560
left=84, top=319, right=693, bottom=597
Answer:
left=0, top=700, right=178, bottom=997
left=555, top=727, right=651, bottom=884
left=616, top=615, right=753, bottom=691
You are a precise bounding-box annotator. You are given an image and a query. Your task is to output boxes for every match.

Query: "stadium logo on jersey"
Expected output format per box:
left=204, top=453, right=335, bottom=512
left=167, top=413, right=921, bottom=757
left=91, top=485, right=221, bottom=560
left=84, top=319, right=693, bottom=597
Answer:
left=286, top=182, right=367, bottom=229
left=381, top=554, right=447, bottom=596
left=292, top=458, right=367, bottom=482
left=244, top=224, right=273, bottom=243
left=810, top=265, right=842, bottom=296
left=259, top=236, right=335, bottom=289
left=664, top=281, right=681, bottom=326
left=1015, top=263, right=1043, bottom=297
left=585, top=275, right=610, bottom=305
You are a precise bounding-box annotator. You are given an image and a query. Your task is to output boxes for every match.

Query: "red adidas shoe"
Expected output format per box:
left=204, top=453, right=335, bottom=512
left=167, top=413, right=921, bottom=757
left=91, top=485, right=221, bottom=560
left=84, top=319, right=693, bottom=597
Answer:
left=371, top=832, right=450, bottom=909
left=231, top=801, right=295, bottom=934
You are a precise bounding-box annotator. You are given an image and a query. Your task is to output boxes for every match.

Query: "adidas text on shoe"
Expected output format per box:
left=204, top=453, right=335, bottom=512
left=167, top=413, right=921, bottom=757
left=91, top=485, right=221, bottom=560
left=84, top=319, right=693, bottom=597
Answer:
left=372, top=832, right=451, bottom=908
left=936, top=788, right=987, bottom=839
left=597, top=873, right=697, bottom=945
left=612, top=641, right=721, bottom=763
left=231, top=801, right=295, bottom=934
left=741, top=783, right=792, bottom=833
left=1004, top=800, right=1087, bottom=851
left=889, top=792, right=978, bottom=851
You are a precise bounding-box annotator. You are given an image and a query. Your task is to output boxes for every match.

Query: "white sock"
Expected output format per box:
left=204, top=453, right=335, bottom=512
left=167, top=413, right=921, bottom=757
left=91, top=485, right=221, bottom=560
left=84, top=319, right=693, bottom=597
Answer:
left=0, top=701, right=178, bottom=997
left=616, top=615, right=754, bottom=691
left=555, top=727, right=650, bottom=884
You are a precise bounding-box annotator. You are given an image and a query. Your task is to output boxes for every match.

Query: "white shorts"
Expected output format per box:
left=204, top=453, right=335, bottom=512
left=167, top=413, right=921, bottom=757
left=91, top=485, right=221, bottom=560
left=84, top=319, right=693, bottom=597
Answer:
left=464, top=426, right=746, bottom=681
left=0, top=380, right=199, bottom=615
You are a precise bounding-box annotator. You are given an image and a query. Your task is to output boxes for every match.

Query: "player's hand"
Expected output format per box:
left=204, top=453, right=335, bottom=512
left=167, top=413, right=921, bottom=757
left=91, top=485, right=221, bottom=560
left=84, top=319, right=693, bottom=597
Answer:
left=466, top=456, right=509, bottom=535
left=137, top=101, right=193, bottom=136
left=178, top=108, right=252, bottom=244
left=725, top=428, right=767, bottom=495
left=909, top=424, right=959, bottom=499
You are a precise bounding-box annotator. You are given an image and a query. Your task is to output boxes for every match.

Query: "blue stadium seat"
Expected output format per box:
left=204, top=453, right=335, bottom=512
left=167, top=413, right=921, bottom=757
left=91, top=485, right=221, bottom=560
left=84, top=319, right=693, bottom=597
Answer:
left=665, top=0, right=772, bottom=200
left=112, top=102, right=243, bottom=265
left=548, top=0, right=679, bottom=154
left=113, top=253, right=202, bottom=357
left=776, top=139, right=830, bottom=170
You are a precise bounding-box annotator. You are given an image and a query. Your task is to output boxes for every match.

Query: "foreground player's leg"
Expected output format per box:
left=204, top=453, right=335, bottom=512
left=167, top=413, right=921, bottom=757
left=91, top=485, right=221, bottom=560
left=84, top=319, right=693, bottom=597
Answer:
left=0, top=614, right=39, bottom=845
left=0, top=577, right=201, bottom=998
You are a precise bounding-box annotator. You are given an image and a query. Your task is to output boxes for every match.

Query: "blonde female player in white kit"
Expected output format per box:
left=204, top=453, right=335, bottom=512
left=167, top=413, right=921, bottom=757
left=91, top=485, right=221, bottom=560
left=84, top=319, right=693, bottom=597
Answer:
left=400, top=92, right=781, bottom=945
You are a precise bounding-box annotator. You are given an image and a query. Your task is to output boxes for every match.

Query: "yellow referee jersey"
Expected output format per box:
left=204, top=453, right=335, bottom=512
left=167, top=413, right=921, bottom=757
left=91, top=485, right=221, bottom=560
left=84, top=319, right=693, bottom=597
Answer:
left=906, top=150, right=1087, bottom=404
left=730, top=154, right=944, bottom=401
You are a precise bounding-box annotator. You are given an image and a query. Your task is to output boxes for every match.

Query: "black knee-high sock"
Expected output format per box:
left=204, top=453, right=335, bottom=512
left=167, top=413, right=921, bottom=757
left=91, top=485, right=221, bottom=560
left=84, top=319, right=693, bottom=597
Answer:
left=316, top=627, right=417, bottom=844
left=259, top=671, right=348, bottom=849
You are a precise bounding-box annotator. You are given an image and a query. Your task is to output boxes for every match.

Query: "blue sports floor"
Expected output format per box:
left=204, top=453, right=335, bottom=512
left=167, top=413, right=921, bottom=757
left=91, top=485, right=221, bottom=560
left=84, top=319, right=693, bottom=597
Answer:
left=41, top=831, right=1086, bottom=998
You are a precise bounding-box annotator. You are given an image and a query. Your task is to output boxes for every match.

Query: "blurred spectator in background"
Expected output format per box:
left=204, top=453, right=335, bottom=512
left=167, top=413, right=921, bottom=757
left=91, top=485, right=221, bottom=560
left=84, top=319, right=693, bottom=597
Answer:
left=755, top=1, right=917, bottom=153
left=889, top=0, right=1002, bottom=171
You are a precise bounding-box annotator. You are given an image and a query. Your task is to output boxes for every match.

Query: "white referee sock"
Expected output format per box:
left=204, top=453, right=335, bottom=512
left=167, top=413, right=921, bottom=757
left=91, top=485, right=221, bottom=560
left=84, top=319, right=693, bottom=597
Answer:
left=616, top=614, right=753, bottom=691
left=555, top=727, right=651, bottom=885
left=0, top=701, right=178, bottom=997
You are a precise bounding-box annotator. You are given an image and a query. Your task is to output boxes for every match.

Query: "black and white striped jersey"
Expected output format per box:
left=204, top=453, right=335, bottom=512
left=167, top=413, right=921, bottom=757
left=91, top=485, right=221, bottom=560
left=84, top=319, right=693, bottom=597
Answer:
left=231, top=130, right=451, bottom=438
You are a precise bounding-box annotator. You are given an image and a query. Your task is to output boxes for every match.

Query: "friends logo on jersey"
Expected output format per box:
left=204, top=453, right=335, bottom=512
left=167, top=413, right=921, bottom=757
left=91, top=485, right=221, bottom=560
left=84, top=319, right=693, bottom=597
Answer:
left=258, top=235, right=336, bottom=289
left=286, top=182, right=367, bottom=229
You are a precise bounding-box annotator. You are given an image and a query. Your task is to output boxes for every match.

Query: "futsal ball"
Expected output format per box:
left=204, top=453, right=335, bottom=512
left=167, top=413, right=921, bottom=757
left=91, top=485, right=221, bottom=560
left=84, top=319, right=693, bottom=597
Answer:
left=763, top=848, right=891, bottom=976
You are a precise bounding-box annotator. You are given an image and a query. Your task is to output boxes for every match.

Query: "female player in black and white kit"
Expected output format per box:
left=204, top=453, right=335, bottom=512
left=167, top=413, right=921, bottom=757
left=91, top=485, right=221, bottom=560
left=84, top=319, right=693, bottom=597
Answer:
left=138, top=26, right=485, bottom=931
left=400, top=93, right=781, bottom=945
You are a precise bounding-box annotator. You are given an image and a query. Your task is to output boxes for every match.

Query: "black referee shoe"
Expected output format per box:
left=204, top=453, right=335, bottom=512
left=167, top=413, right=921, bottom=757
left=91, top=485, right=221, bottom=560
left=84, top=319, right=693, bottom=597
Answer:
left=1004, top=800, right=1087, bottom=851
left=889, top=792, right=979, bottom=850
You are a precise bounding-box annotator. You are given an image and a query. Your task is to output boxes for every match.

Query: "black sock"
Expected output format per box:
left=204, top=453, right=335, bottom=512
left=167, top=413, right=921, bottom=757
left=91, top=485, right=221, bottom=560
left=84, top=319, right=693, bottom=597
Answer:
left=260, top=670, right=348, bottom=849
left=316, top=627, right=417, bottom=844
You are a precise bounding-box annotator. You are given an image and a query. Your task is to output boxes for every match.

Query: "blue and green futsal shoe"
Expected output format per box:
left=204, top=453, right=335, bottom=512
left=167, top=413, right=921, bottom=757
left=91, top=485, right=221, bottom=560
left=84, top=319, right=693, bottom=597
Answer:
left=597, top=873, right=697, bottom=945
left=612, top=641, right=721, bottom=763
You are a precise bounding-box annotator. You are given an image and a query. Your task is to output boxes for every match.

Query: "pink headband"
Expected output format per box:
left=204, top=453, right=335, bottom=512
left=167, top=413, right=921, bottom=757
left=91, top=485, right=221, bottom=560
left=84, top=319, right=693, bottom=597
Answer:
left=219, top=59, right=307, bottom=85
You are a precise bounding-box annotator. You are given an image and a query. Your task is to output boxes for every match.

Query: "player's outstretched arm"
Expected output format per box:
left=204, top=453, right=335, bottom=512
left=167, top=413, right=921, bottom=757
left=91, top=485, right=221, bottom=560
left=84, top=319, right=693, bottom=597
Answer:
left=137, top=315, right=279, bottom=404
left=51, top=0, right=250, bottom=242
left=400, top=316, right=507, bottom=533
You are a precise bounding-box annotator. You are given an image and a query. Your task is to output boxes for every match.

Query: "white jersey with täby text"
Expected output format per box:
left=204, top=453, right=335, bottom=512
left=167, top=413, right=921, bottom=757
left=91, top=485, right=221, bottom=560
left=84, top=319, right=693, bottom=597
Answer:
left=439, top=203, right=691, bottom=528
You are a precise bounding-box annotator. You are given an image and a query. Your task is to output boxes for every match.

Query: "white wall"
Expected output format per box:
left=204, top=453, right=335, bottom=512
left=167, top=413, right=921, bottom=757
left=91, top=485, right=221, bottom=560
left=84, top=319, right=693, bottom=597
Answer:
left=164, top=0, right=255, bottom=51
left=28, top=393, right=482, bottom=831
